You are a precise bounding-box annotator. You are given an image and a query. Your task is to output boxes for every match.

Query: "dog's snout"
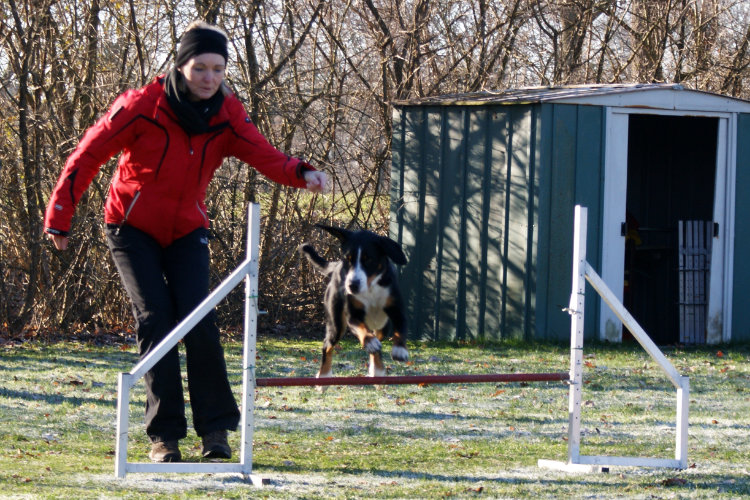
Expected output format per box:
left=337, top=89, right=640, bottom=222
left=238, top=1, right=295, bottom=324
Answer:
left=347, top=278, right=361, bottom=294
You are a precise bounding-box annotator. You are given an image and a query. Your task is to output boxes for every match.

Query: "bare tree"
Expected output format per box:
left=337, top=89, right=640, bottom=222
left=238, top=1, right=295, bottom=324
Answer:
left=2, top=0, right=750, bottom=338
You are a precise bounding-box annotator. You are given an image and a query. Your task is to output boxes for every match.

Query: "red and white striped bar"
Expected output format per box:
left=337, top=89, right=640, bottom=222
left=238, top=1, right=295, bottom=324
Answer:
left=256, top=372, right=569, bottom=387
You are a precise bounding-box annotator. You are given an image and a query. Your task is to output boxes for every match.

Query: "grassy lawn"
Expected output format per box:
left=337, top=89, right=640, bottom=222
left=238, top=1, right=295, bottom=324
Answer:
left=0, top=337, right=748, bottom=499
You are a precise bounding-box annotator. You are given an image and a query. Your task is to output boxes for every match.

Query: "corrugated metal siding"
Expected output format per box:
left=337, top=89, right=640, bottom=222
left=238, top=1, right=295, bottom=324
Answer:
left=391, top=103, right=606, bottom=343
left=732, top=113, right=750, bottom=343
left=391, top=104, right=540, bottom=341
left=536, top=104, right=604, bottom=342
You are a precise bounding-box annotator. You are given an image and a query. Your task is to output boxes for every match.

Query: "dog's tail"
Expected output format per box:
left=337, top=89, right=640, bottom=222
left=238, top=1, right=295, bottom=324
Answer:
left=299, top=243, right=336, bottom=275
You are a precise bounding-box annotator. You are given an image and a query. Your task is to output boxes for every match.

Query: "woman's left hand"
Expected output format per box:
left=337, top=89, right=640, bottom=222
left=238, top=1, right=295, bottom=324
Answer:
left=304, top=170, right=328, bottom=193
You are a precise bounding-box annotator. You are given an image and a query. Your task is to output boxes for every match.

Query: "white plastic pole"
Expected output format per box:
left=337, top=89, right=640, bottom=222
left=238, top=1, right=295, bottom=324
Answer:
left=129, top=258, right=253, bottom=381
left=114, top=373, right=131, bottom=478
left=676, top=378, right=689, bottom=467
left=584, top=263, right=684, bottom=389
left=240, top=203, right=260, bottom=478
left=567, top=205, right=587, bottom=463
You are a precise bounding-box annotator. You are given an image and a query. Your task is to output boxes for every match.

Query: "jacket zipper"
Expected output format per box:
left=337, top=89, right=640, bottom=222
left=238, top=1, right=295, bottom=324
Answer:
left=116, top=190, right=141, bottom=235
left=196, top=202, right=208, bottom=225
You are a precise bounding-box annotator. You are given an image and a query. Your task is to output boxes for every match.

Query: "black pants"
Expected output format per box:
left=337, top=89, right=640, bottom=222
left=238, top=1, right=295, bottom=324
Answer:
left=107, top=225, right=240, bottom=442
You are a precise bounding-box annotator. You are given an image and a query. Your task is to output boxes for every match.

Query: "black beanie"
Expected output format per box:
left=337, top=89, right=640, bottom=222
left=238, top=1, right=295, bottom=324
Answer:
left=175, top=27, right=228, bottom=67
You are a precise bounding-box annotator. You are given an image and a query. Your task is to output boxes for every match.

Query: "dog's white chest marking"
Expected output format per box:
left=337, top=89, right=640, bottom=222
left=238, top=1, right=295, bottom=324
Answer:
left=359, top=281, right=390, bottom=331
left=346, top=249, right=390, bottom=331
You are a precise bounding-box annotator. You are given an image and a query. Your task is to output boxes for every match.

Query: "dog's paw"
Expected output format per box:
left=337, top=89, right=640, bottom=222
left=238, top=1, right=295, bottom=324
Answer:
left=391, top=346, right=409, bottom=362
left=368, top=362, right=386, bottom=377
left=315, top=370, right=333, bottom=392
left=364, top=337, right=382, bottom=354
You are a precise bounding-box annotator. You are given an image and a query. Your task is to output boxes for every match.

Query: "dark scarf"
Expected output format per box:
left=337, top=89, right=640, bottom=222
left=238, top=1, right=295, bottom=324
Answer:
left=163, top=68, right=226, bottom=135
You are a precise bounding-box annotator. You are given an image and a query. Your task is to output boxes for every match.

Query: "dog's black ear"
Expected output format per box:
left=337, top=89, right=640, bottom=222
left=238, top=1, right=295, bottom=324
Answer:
left=314, top=223, right=352, bottom=243
left=377, top=235, right=407, bottom=266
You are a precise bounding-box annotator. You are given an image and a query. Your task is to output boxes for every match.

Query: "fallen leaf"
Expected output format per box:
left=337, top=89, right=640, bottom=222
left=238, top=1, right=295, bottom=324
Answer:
left=661, top=477, right=687, bottom=486
left=716, top=350, right=724, bottom=358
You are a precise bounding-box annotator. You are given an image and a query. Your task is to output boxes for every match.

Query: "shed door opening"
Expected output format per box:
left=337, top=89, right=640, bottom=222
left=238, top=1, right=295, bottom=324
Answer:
left=624, top=114, right=718, bottom=344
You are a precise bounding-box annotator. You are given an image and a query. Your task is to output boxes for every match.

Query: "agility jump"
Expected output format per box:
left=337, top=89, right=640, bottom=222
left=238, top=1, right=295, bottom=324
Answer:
left=114, top=203, right=689, bottom=483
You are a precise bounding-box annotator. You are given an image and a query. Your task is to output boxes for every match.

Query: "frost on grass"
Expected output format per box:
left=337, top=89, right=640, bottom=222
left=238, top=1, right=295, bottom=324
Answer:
left=3, top=341, right=749, bottom=498
left=83, top=472, right=257, bottom=495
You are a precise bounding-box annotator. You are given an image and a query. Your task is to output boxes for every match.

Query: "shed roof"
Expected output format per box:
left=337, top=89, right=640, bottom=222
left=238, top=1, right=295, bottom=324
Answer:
left=393, top=83, right=750, bottom=113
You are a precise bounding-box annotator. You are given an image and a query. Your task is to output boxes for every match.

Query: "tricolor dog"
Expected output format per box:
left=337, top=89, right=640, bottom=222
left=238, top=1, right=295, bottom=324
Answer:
left=300, top=224, right=408, bottom=379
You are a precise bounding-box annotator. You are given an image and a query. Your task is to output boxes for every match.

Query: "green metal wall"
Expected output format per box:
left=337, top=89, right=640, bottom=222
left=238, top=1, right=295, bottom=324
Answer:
left=732, top=113, right=750, bottom=343
left=536, top=104, right=604, bottom=342
left=390, top=103, right=605, bottom=342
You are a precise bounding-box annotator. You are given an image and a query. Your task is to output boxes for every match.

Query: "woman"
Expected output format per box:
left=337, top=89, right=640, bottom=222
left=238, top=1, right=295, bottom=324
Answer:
left=44, top=21, right=327, bottom=462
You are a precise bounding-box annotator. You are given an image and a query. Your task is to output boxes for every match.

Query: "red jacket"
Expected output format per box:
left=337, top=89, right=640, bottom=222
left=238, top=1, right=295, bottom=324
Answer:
left=45, top=77, right=312, bottom=247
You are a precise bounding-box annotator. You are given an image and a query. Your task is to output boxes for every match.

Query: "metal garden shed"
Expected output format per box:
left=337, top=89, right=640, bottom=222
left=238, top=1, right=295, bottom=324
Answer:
left=389, top=84, right=750, bottom=345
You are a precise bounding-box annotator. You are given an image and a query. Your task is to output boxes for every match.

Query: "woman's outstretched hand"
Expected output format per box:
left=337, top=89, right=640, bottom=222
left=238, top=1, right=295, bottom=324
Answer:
left=304, top=170, right=328, bottom=193
left=48, top=233, right=69, bottom=251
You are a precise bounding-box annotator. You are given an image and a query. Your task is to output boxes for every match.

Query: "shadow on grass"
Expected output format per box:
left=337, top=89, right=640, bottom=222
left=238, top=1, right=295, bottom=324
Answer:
left=0, top=387, right=118, bottom=407
left=0, top=350, right=136, bottom=373
left=253, top=462, right=750, bottom=495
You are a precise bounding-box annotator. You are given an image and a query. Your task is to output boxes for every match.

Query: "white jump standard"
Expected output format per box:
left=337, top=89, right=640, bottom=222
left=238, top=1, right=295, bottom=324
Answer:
left=538, top=205, right=689, bottom=472
left=115, top=203, right=266, bottom=485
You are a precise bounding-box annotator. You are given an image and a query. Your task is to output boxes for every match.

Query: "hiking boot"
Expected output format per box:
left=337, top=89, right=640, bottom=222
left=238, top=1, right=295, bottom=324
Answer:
left=149, top=440, right=181, bottom=462
left=201, top=429, right=231, bottom=459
